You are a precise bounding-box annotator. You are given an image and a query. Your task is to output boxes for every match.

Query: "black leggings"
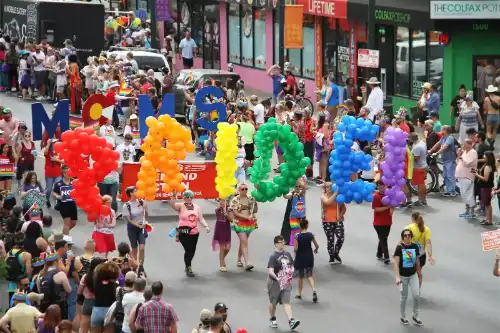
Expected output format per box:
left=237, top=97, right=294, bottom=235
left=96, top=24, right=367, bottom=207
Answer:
left=374, top=225, right=391, bottom=260
left=7, top=68, right=18, bottom=91
left=178, top=233, right=199, bottom=268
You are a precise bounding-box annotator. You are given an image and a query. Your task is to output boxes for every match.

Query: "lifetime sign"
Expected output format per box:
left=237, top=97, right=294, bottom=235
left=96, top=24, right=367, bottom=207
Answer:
left=431, top=1, right=500, bottom=19
left=374, top=9, right=411, bottom=24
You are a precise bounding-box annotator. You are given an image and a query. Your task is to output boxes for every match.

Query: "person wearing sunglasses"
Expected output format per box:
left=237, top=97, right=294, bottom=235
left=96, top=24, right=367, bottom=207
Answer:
left=393, top=228, right=423, bottom=326
left=170, top=189, right=210, bottom=277
left=15, top=130, right=36, bottom=190
left=229, top=183, right=258, bottom=271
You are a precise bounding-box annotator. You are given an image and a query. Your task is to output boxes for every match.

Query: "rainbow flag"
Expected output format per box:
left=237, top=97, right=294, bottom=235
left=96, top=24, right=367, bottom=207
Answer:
left=0, top=164, right=14, bottom=176
left=119, top=81, right=132, bottom=96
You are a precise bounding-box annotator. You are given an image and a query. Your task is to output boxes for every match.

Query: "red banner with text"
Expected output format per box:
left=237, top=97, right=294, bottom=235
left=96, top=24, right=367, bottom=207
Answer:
left=121, top=162, right=218, bottom=201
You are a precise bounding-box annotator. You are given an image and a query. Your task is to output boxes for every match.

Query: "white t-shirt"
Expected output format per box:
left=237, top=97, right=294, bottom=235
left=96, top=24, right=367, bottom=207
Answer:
left=253, top=103, right=265, bottom=124
left=33, top=52, right=46, bottom=71
left=99, top=125, right=116, bottom=146
left=116, top=143, right=136, bottom=164
left=121, top=291, right=145, bottom=333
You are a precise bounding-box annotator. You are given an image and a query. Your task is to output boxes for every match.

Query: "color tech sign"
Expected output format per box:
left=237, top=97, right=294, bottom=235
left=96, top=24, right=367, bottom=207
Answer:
left=431, top=1, right=500, bottom=19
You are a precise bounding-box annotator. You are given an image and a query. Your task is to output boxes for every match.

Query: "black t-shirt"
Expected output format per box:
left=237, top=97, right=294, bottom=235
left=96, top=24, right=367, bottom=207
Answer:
left=393, top=243, right=420, bottom=277
left=53, top=180, right=75, bottom=204
left=450, top=95, right=465, bottom=117
left=476, top=142, right=490, bottom=168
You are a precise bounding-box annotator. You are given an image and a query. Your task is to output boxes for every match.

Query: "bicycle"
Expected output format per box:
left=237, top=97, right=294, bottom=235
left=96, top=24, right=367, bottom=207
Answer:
left=296, top=79, right=314, bottom=112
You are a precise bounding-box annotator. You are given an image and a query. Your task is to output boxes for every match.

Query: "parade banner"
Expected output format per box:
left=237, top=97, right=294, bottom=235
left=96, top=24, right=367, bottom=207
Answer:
left=121, top=161, right=218, bottom=201
left=284, top=5, right=304, bottom=49
left=0, top=164, right=14, bottom=177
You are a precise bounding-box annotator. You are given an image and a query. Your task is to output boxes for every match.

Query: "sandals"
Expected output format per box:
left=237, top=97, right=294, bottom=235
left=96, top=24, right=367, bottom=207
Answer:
left=480, top=220, right=493, bottom=225
left=219, top=266, right=227, bottom=272
left=236, top=261, right=243, bottom=267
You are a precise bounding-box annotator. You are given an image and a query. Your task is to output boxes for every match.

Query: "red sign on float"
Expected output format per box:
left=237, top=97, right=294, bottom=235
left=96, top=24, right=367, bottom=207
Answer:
left=295, top=0, right=347, bottom=18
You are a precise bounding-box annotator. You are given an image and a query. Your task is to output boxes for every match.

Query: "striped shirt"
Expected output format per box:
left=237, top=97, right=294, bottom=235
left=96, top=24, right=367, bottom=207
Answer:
left=135, top=296, right=178, bottom=333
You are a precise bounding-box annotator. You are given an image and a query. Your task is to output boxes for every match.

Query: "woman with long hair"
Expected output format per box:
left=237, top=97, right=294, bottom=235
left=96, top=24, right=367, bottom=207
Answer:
left=230, top=183, right=258, bottom=271
left=0, top=142, right=14, bottom=190
left=78, top=257, right=106, bottom=333
left=212, top=199, right=231, bottom=272
left=315, top=118, right=330, bottom=184
left=92, top=195, right=117, bottom=257
left=37, top=304, right=62, bottom=333
left=20, top=171, right=44, bottom=219
left=406, top=212, right=435, bottom=289
left=52, top=166, right=78, bottom=235
left=6, top=232, right=32, bottom=303
left=170, top=190, right=210, bottom=277
left=15, top=130, right=36, bottom=189
left=475, top=150, right=496, bottom=225
left=67, top=54, right=82, bottom=113
left=24, top=221, right=43, bottom=258
left=43, top=138, right=62, bottom=209
left=90, top=261, right=120, bottom=333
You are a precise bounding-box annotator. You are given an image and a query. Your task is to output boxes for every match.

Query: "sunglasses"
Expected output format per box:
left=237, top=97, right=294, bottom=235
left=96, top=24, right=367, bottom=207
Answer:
left=240, top=188, right=248, bottom=191
left=403, top=233, right=412, bottom=238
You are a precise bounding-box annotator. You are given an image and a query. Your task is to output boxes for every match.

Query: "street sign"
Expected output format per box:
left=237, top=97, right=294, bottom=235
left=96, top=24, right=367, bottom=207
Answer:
left=357, top=49, right=379, bottom=68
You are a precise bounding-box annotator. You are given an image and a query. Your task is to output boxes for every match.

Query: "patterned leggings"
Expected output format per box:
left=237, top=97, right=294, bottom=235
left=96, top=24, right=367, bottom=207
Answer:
left=322, top=222, right=345, bottom=258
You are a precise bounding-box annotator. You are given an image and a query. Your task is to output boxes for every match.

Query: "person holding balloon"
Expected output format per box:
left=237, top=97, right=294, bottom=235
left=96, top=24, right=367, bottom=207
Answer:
left=321, top=182, right=346, bottom=264
left=372, top=181, right=394, bottom=265
left=170, top=190, right=210, bottom=277
left=52, top=166, right=78, bottom=235
left=229, top=183, right=258, bottom=271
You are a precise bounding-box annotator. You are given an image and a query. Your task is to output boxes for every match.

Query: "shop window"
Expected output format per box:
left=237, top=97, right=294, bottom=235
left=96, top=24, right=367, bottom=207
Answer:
left=228, top=4, right=240, bottom=64
left=241, top=9, right=253, bottom=66
left=337, top=19, right=351, bottom=84
left=173, top=1, right=204, bottom=58
left=429, top=31, right=444, bottom=101
left=254, top=8, right=266, bottom=69
left=302, top=17, right=314, bottom=79
left=191, top=3, right=203, bottom=58
left=411, top=30, right=426, bottom=98
left=395, top=26, right=410, bottom=96
left=322, top=18, right=336, bottom=78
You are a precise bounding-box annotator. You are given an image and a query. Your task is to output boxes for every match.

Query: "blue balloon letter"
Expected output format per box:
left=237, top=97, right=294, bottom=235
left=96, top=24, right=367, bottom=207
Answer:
left=194, top=86, right=227, bottom=131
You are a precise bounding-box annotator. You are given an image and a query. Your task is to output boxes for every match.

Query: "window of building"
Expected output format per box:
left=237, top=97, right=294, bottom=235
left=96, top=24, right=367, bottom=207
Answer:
left=254, top=8, right=266, bottom=69
left=322, top=18, right=336, bottom=78
left=411, top=30, right=426, bottom=98
left=227, top=4, right=267, bottom=69
left=337, top=19, right=351, bottom=84
left=395, top=26, right=410, bottom=96
left=228, top=4, right=240, bottom=64
left=394, top=27, right=444, bottom=101
left=172, top=1, right=204, bottom=58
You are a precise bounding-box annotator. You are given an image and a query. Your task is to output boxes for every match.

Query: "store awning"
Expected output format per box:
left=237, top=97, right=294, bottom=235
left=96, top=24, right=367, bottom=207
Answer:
left=347, top=0, right=434, bottom=30
left=294, top=0, right=347, bottom=18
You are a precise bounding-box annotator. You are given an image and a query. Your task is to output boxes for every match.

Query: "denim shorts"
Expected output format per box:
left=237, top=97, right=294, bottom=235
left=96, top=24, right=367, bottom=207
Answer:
left=487, top=113, right=500, bottom=126
left=91, top=306, right=109, bottom=327
left=128, top=228, right=146, bottom=248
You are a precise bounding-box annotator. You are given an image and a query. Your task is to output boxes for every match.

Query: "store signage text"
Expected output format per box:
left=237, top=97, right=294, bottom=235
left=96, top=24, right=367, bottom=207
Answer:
left=431, top=1, right=500, bottom=19
left=374, top=9, right=411, bottom=24
left=296, top=0, right=347, bottom=18
left=472, top=23, right=488, bottom=30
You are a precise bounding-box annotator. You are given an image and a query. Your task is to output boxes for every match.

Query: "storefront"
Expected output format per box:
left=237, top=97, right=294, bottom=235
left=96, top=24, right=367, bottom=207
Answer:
left=347, top=0, right=442, bottom=115
left=431, top=1, right=500, bottom=124
left=170, top=0, right=221, bottom=70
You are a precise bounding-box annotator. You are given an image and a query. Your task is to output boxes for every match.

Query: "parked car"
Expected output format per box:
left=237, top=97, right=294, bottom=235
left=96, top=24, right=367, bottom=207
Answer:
left=107, top=48, right=170, bottom=82
left=173, top=69, right=240, bottom=122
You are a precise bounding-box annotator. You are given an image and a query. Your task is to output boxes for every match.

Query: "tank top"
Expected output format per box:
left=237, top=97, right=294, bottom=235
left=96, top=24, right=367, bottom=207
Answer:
left=94, top=279, right=117, bottom=307
left=19, top=141, right=35, bottom=167
left=322, top=201, right=338, bottom=222
left=178, top=204, right=200, bottom=235
left=479, top=165, right=495, bottom=188
left=290, top=195, right=306, bottom=219
left=327, top=83, right=338, bottom=106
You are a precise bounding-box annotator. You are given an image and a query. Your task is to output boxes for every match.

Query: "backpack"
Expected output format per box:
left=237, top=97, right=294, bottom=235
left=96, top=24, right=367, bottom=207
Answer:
left=6, top=250, right=23, bottom=282
left=3, top=233, right=15, bottom=253
left=39, top=270, right=60, bottom=311
left=112, top=287, right=131, bottom=327
left=78, top=256, right=92, bottom=280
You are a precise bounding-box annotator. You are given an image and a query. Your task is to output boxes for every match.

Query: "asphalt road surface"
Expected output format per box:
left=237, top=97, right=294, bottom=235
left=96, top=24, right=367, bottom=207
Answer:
left=0, top=95, right=498, bottom=333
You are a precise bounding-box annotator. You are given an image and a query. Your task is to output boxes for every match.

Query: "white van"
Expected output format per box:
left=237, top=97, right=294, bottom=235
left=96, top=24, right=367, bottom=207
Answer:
left=107, top=49, right=170, bottom=82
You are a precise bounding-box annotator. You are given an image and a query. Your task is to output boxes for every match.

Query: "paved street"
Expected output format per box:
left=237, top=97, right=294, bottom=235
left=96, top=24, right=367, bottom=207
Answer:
left=0, top=95, right=499, bottom=332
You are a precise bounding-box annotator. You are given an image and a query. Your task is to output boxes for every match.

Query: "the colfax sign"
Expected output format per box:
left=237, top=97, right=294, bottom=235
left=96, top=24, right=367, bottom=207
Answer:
left=296, top=0, right=347, bottom=18
left=430, top=1, right=500, bottom=19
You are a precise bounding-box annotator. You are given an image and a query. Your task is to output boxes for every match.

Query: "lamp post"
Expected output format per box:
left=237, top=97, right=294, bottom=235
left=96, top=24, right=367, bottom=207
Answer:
left=278, top=0, right=285, bottom=67
left=150, top=0, right=157, bottom=49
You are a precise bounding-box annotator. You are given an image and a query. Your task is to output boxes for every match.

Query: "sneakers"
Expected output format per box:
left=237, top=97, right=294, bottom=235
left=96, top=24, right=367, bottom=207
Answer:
left=400, top=201, right=413, bottom=208
left=289, top=318, right=300, bottom=330
left=269, top=317, right=278, bottom=328
left=400, top=318, right=409, bottom=325
left=376, top=255, right=384, bottom=261
left=412, top=316, right=423, bottom=326
left=384, top=259, right=391, bottom=265
left=329, top=256, right=336, bottom=265
left=312, top=291, right=318, bottom=303
left=185, top=266, right=195, bottom=277
left=443, top=192, right=457, bottom=197
left=413, top=200, right=427, bottom=207
left=460, top=212, right=476, bottom=219
left=459, top=212, right=469, bottom=218
left=334, top=254, right=342, bottom=264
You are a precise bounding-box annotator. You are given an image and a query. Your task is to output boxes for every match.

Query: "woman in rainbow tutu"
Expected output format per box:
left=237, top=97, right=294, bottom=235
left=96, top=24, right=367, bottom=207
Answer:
left=280, top=177, right=307, bottom=246
left=229, top=183, right=258, bottom=271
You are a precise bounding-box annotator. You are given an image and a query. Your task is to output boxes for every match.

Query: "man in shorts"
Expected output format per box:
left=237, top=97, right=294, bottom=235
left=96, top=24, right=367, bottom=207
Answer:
left=33, top=45, right=47, bottom=101
left=267, top=235, right=300, bottom=331
left=410, top=133, right=428, bottom=206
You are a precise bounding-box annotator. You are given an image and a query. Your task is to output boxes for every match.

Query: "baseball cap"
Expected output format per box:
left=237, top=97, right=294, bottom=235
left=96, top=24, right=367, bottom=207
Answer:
left=200, top=309, right=213, bottom=321
left=125, top=271, right=138, bottom=282
left=214, top=302, right=228, bottom=312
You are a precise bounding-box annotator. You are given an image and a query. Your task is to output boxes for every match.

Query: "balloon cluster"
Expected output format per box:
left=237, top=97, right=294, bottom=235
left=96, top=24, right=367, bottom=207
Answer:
left=380, top=127, right=408, bottom=206
left=54, top=128, right=119, bottom=221
left=214, top=123, right=238, bottom=199
left=107, top=16, right=142, bottom=30
left=329, top=116, right=379, bottom=204
left=136, top=115, right=195, bottom=200
left=249, top=118, right=311, bottom=202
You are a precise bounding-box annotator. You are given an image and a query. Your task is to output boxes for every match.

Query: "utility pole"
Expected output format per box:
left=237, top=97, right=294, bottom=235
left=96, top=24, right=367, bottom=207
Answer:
left=367, top=0, right=376, bottom=49
left=150, top=0, right=157, bottom=49
left=278, top=0, right=285, bottom=67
